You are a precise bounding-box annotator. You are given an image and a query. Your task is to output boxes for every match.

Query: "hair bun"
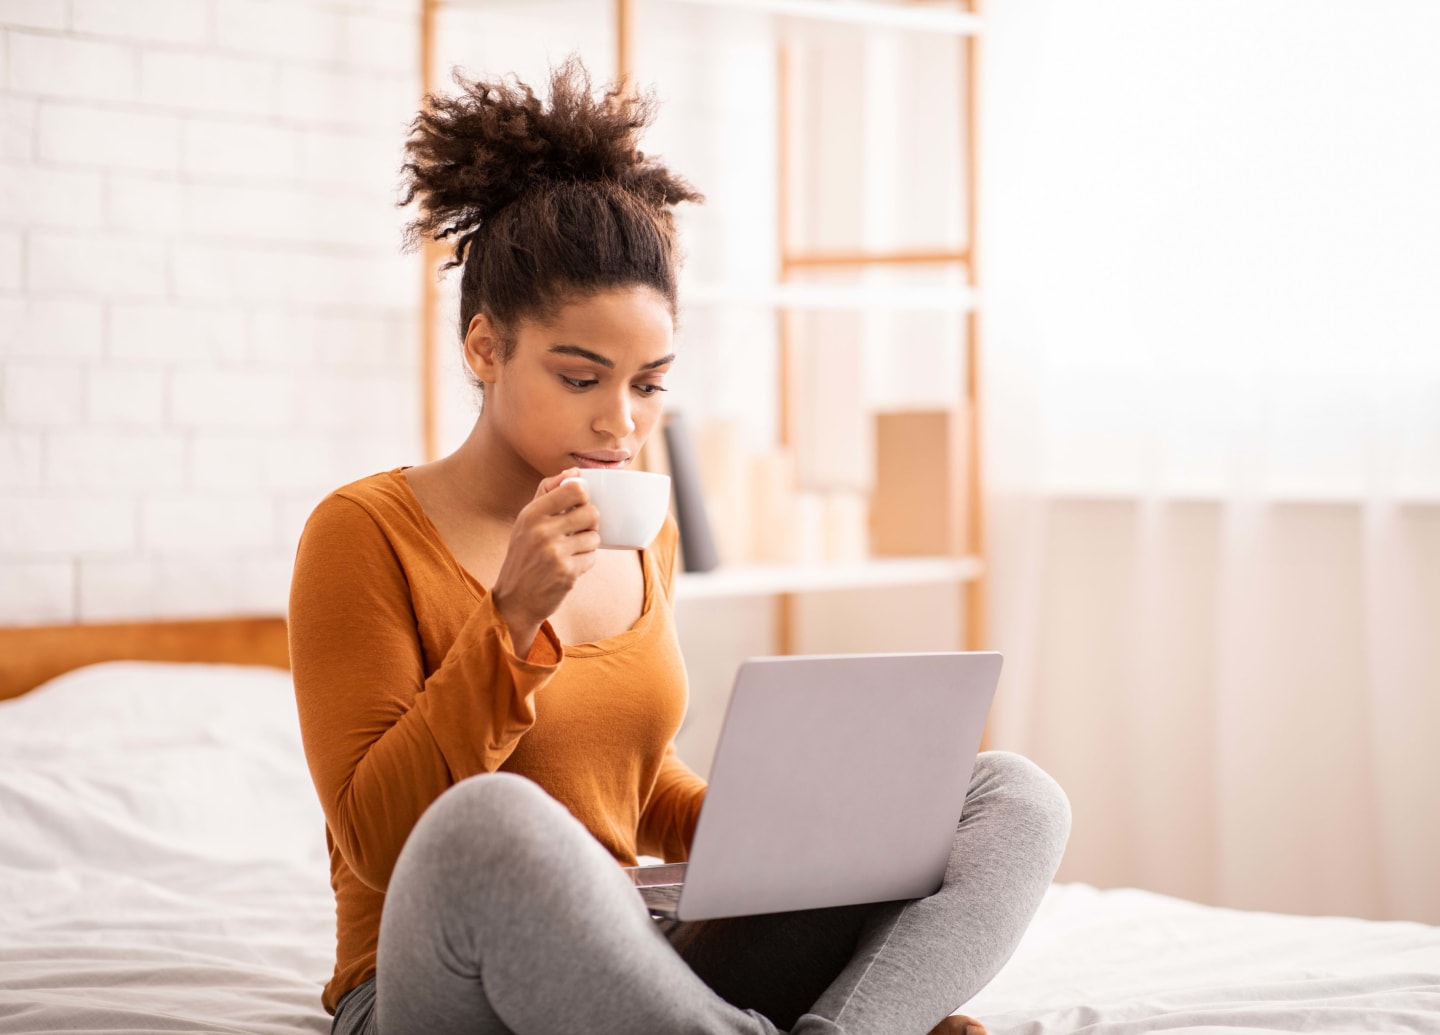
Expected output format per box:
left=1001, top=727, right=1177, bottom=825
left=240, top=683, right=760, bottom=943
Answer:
left=401, top=57, right=698, bottom=262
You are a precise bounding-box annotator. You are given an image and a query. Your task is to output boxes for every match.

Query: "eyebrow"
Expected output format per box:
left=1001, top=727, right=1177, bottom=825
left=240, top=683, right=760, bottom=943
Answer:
left=548, top=344, right=675, bottom=371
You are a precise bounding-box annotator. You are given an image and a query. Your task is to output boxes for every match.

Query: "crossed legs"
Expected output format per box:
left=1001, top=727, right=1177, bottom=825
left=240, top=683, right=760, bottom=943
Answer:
left=357, top=752, right=1069, bottom=1035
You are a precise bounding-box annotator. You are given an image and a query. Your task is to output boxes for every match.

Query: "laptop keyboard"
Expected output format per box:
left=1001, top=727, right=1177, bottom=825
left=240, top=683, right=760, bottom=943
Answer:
left=638, top=882, right=683, bottom=915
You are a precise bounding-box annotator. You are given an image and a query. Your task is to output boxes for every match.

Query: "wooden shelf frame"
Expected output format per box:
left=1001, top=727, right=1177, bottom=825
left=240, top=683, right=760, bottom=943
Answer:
left=769, top=2, right=987, bottom=653
left=785, top=247, right=972, bottom=270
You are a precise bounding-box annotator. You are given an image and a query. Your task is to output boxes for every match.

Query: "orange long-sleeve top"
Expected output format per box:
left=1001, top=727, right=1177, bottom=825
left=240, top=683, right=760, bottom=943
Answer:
left=287, top=468, right=708, bottom=1014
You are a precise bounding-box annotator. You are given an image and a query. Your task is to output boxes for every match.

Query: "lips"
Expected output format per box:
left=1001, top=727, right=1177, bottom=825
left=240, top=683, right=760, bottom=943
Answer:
left=572, top=452, right=631, bottom=469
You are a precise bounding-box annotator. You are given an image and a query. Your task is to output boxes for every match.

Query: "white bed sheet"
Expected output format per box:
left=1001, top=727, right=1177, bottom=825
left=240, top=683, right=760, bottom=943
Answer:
left=967, top=883, right=1440, bottom=1034
left=0, top=662, right=333, bottom=1035
left=2, top=661, right=1438, bottom=1034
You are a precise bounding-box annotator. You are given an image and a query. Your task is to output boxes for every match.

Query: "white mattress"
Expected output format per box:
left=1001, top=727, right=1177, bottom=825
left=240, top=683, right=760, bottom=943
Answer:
left=1, top=661, right=1437, bottom=1034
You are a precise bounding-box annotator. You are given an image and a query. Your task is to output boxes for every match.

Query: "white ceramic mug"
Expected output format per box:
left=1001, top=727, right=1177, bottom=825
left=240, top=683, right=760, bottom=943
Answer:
left=571, top=468, right=671, bottom=549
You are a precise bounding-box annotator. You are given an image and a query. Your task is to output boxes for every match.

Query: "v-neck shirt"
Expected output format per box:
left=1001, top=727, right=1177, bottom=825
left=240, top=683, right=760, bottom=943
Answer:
left=288, top=468, right=706, bottom=1013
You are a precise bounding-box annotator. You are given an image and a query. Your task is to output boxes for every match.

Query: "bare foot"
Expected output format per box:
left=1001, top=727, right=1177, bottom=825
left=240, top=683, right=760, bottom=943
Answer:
left=927, top=1015, right=986, bottom=1035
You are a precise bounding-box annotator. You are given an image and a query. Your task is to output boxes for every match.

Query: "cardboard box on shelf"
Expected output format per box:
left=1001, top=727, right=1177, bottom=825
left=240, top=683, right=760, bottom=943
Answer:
left=870, top=409, right=967, bottom=557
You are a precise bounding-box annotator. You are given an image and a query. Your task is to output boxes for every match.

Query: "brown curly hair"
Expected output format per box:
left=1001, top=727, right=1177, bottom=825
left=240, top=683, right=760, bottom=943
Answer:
left=400, top=57, right=703, bottom=360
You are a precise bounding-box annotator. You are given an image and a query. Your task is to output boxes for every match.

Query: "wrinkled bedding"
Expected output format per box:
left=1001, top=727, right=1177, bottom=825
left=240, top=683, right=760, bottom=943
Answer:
left=0, top=663, right=332, bottom=1035
left=1, top=662, right=1437, bottom=1034
left=968, top=883, right=1440, bottom=1033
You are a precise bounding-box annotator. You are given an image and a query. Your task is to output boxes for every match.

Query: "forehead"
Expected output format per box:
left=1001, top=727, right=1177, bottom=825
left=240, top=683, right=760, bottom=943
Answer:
left=525, top=286, right=673, bottom=349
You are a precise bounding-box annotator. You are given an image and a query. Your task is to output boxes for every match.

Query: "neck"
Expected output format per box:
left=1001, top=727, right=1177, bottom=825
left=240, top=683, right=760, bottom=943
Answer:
left=438, top=412, right=541, bottom=525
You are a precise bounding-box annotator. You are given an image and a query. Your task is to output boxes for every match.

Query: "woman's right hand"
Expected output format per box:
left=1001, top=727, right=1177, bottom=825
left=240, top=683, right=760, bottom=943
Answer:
left=490, top=468, right=600, bottom=652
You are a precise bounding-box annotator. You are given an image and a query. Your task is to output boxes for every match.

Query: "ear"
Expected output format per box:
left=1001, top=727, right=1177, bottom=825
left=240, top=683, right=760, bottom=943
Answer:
left=462, top=312, right=504, bottom=384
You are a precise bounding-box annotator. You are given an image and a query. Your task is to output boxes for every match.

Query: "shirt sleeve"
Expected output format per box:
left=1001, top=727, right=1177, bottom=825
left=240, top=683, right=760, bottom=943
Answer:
left=636, top=743, right=708, bottom=862
left=288, top=492, right=562, bottom=892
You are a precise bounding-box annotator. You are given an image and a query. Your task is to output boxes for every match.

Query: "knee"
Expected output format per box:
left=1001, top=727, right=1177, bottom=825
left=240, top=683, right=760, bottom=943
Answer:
left=972, top=751, right=1072, bottom=860
left=402, top=772, right=572, bottom=877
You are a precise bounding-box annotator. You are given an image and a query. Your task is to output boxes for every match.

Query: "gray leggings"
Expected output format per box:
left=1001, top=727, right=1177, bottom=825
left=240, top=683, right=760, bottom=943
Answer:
left=331, top=751, right=1070, bottom=1035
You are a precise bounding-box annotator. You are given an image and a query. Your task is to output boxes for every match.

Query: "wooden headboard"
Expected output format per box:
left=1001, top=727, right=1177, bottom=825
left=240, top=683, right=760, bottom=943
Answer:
left=0, top=616, right=290, bottom=702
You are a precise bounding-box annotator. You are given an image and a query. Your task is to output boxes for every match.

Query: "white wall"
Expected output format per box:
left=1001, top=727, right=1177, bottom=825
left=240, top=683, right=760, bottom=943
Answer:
left=981, top=0, right=1440, bottom=501
left=979, top=0, right=1440, bottom=921
left=1, top=0, right=423, bottom=624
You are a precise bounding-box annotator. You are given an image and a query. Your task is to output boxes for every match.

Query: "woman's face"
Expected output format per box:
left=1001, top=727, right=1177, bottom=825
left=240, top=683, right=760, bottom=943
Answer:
left=467, top=286, right=675, bottom=478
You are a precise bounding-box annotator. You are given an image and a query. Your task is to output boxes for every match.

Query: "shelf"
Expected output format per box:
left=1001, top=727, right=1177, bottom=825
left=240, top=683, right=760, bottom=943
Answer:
left=680, top=282, right=980, bottom=312
left=419, top=0, right=988, bottom=650
left=662, top=0, right=982, bottom=37
left=674, top=555, right=982, bottom=600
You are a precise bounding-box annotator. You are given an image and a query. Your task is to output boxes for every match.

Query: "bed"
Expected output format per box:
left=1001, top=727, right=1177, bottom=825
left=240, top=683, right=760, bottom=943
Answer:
left=2, top=619, right=1438, bottom=1034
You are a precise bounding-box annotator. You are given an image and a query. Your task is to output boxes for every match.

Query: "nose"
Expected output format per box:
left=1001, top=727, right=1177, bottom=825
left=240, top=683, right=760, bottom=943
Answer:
left=593, top=385, right=635, bottom=442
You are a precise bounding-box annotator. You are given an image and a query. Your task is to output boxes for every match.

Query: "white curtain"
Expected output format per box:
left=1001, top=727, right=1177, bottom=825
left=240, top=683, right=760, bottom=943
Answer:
left=982, top=0, right=1440, bottom=923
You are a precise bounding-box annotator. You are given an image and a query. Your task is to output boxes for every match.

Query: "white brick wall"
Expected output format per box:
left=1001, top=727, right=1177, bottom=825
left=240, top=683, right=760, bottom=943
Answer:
left=214, top=0, right=345, bottom=63
left=0, top=559, right=71, bottom=623
left=4, top=361, right=84, bottom=423
left=0, top=162, right=104, bottom=228
left=109, top=303, right=247, bottom=363
left=29, top=231, right=169, bottom=296
left=1, top=3, right=422, bottom=624
left=181, top=119, right=301, bottom=180
left=0, top=231, right=21, bottom=288
left=38, top=103, right=183, bottom=172
left=106, top=174, right=185, bottom=234
left=70, top=0, right=209, bottom=46
left=9, top=33, right=137, bottom=103
left=0, top=428, right=44, bottom=486
left=0, top=298, right=103, bottom=357
left=1, top=493, right=137, bottom=553
left=138, top=52, right=272, bottom=117
left=1, top=97, right=39, bottom=160
left=0, top=2, right=66, bottom=33
left=46, top=430, right=186, bottom=488
left=84, top=365, right=167, bottom=425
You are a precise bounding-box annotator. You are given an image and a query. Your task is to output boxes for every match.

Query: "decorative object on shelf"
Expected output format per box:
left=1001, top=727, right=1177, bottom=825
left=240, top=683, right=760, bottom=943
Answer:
left=750, top=448, right=800, bottom=565
left=792, top=323, right=872, bottom=493
left=871, top=409, right=967, bottom=557
left=791, top=491, right=827, bottom=566
left=694, top=420, right=754, bottom=567
left=821, top=490, right=869, bottom=563
left=693, top=418, right=754, bottom=565
left=663, top=411, right=721, bottom=573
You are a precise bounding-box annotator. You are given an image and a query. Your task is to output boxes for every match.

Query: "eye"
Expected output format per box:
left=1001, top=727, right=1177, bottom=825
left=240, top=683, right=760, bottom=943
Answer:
left=560, top=375, right=599, bottom=390
left=634, top=384, right=668, bottom=397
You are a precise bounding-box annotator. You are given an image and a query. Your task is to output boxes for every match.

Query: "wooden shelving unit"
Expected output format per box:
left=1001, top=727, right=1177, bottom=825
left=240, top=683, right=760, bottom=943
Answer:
left=417, top=0, right=988, bottom=650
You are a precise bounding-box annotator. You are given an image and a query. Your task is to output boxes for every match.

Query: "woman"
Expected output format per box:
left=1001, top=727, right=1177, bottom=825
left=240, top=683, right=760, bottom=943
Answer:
left=289, top=60, right=1070, bottom=1035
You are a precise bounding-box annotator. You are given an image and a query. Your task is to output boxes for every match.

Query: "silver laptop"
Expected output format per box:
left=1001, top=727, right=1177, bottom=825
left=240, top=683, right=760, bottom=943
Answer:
left=624, top=651, right=1001, bottom=921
